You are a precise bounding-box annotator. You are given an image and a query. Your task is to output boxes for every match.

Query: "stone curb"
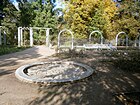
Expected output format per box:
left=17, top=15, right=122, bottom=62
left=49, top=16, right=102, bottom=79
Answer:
left=15, top=61, right=95, bottom=84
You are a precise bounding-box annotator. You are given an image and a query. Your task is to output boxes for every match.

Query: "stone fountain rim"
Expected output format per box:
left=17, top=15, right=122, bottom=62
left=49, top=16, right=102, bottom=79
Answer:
left=15, top=61, right=95, bottom=84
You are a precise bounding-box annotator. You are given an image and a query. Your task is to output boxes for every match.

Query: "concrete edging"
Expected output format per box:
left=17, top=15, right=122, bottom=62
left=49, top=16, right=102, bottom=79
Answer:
left=15, top=61, right=95, bottom=84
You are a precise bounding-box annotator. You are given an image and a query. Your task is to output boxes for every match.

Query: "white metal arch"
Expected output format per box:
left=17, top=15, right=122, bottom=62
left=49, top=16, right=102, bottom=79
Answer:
left=18, top=27, right=51, bottom=47
left=89, top=30, right=103, bottom=44
left=115, top=31, right=128, bottom=46
left=135, top=34, right=140, bottom=48
left=0, top=26, right=2, bottom=45
left=58, top=29, right=74, bottom=50
left=0, top=26, right=7, bottom=45
left=18, top=27, right=30, bottom=47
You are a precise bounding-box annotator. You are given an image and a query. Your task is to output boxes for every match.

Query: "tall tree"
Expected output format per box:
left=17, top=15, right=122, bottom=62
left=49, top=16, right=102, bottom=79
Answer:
left=31, top=0, right=58, bottom=44
left=112, top=0, right=140, bottom=39
left=0, top=0, right=4, bottom=25
left=1, top=1, right=19, bottom=45
left=1, top=0, right=36, bottom=45
left=64, top=0, right=117, bottom=39
left=31, top=0, right=58, bottom=29
left=0, top=0, right=9, bottom=25
left=18, top=2, right=35, bottom=27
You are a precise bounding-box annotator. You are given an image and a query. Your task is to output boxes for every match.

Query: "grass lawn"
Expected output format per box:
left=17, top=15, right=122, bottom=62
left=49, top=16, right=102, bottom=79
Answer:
left=0, top=45, right=29, bottom=56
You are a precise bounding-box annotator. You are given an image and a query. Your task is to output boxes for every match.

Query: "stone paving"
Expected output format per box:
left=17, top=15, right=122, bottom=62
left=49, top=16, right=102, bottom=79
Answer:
left=0, top=46, right=140, bottom=105
left=0, top=46, right=56, bottom=105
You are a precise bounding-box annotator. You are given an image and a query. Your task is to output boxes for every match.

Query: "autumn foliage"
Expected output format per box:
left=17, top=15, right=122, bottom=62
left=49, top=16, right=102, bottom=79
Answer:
left=64, top=0, right=117, bottom=39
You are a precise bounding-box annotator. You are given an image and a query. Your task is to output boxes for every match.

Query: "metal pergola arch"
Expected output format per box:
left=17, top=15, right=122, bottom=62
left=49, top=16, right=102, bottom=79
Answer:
left=0, top=26, right=7, bottom=45
left=58, top=29, right=74, bottom=50
left=89, top=30, right=104, bottom=44
left=0, top=26, right=2, bottom=45
left=18, top=27, right=51, bottom=47
left=135, top=34, right=140, bottom=48
left=115, top=31, right=129, bottom=47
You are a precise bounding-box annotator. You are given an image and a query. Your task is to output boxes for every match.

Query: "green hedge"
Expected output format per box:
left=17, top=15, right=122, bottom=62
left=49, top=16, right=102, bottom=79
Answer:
left=0, top=45, right=29, bottom=55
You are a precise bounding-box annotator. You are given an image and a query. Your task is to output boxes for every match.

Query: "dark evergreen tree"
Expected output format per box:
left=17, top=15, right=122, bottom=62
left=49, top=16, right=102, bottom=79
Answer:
left=18, top=2, right=35, bottom=27
left=31, top=0, right=58, bottom=28
left=31, top=0, right=58, bottom=44
left=0, top=0, right=3, bottom=25
left=0, top=0, right=8, bottom=25
left=1, top=1, right=19, bottom=45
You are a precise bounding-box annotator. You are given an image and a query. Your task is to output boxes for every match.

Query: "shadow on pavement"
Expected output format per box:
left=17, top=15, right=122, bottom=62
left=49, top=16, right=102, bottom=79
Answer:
left=0, top=46, right=42, bottom=69
left=28, top=50, right=140, bottom=105
left=0, top=70, right=13, bottom=77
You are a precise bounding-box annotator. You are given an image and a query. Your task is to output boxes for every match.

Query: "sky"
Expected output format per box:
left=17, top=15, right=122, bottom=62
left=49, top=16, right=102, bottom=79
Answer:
left=9, top=0, right=64, bottom=11
left=9, top=0, right=20, bottom=10
left=53, top=0, right=65, bottom=11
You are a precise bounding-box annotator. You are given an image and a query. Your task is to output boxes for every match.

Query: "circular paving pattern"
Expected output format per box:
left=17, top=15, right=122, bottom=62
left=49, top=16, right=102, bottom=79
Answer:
left=15, top=61, right=94, bottom=84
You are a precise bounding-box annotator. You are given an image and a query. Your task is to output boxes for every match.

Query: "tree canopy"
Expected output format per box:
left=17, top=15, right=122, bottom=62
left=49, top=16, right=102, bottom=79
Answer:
left=1, top=1, right=19, bottom=45
left=31, top=0, right=57, bottom=29
left=64, top=0, right=117, bottom=39
left=1, top=0, right=140, bottom=45
left=0, top=0, right=58, bottom=45
left=112, top=0, right=140, bottom=39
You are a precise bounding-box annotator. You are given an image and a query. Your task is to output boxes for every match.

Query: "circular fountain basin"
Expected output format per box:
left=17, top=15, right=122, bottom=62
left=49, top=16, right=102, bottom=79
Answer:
left=15, top=61, right=94, bottom=84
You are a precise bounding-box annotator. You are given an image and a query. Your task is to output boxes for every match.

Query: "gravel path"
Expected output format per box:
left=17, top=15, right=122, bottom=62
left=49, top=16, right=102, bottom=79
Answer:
left=0, top=46, right=55, bottom=105
left=0, top=47, right=139, bottom=105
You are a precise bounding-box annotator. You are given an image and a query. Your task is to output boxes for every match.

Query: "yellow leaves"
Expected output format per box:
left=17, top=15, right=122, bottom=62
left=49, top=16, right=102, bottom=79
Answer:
left=99, top=0, right=117, bottom=20
left=64, top=0, right=118, bottom=39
